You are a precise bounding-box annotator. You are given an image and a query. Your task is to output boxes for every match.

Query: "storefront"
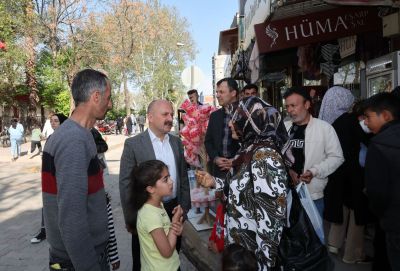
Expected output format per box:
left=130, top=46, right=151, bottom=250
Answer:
left=253, top=4, right=393, bottom=112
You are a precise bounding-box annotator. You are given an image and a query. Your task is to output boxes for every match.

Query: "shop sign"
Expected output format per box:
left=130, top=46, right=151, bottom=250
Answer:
left=243, top=0, right=270, bottom=49
left=338, top=35, right=357, bottom=58
left=255, top=7, right=381, bottom=54
left=324, top=0, right=399, bottom=6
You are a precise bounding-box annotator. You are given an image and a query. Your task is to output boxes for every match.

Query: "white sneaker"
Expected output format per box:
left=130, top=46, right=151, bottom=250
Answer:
left=30, top=230, right=46, bottom=244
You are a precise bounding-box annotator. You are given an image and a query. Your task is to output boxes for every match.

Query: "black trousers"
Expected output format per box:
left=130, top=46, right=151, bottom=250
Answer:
left=131, top=198, right=181, bottom=271
left=373, top=223, right=391, bottom=271
left=31, top=141, right=42, bottom=153
left=386, top=231, right=400, bottom=271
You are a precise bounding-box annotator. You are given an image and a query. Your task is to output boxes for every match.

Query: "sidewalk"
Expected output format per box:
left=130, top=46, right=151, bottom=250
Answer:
left=0, top=134, right=195, bottom=271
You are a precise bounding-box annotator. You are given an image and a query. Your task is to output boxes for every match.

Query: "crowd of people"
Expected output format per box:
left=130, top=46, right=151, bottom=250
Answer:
left=5, top=68, right=398, bottom=271
left=115, top=113, right=146, bottom=136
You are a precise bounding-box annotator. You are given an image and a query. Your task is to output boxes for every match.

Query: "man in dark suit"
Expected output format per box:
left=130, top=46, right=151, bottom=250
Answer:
left=119, top=99, right=190, bottom=271
left=205, top=78, right=240, bottom=178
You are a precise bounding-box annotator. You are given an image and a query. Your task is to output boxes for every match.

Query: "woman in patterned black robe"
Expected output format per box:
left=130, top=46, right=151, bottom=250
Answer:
left=198, top=96, right=289, bottom=270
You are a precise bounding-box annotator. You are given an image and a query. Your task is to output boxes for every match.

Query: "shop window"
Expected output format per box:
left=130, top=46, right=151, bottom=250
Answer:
left=303, top=79, right=322, bottom=86
left=334, top=62, right=362, bottom=98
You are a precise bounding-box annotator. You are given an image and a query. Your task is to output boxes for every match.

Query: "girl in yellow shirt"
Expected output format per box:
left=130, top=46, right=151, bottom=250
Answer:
left=131, top=160, right=183, bottom=271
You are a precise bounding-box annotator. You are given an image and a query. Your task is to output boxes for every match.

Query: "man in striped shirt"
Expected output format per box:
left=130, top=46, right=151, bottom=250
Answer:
left=42, top=69, right=113, bottom=271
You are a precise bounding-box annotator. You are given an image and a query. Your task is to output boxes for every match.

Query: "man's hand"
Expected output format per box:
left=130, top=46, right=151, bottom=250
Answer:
left=214, top=157, right=231, bottom=170
left=125, top=224, right=133, bottom=233
left=111, top=261, right=120, bottom=270
left=289, top=169, right=300, bottom=186
left=220, top=158, right=233, bottom=171
left=195, top=170, right=216, bottom=188
left=300, top=170, right=313, bottom=183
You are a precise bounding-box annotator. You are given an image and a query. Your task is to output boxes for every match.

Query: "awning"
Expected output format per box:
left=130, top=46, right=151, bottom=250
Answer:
left=218, top=27, right=238, bottom=55
left=324, top=0, right=399, bottom=6
left=254, top=6, right=381, bottom=54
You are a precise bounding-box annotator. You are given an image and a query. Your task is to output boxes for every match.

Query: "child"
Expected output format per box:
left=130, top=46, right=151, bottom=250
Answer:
left=106, top=193, right=120, bottom=270
left=222, top=244, right=258, bottom=271
left=30, top=123, right=42, bottom=158
left=131, top=160, right=183, bottom=271
left=363, top=92, right=400, bottom=270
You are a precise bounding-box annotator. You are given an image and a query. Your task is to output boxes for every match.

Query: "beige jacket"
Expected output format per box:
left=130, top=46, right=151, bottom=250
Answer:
left=286, top=116, right=344, bottom=200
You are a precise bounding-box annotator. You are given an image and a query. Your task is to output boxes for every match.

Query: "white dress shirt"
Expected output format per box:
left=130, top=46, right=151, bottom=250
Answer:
left=148, top=128, right=177, bottom=201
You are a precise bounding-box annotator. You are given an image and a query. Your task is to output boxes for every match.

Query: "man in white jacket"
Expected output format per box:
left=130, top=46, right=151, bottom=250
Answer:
left=283, top=86, right=344, bottom=217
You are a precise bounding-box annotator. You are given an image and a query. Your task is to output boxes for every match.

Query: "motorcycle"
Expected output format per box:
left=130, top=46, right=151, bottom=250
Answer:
left=97, top=121, right=115, bottom=135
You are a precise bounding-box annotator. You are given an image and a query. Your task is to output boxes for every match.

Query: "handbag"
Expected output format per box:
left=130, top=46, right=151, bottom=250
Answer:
left=209, top=203, right=225, bottom=252
left=276, top=187, right=333, bottom=271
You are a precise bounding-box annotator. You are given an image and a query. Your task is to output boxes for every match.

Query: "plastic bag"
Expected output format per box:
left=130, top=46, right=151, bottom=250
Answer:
left=277, top=187, right=333, bottom=271
left=296, top=182, right=325, bottom=244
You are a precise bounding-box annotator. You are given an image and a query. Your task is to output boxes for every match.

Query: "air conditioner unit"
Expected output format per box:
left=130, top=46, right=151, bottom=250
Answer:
left=383, top=12, right=400, bottom=37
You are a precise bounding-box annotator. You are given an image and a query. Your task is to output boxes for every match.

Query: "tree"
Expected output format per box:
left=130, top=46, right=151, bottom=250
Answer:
left=0, top=0, right=29, bottom=105
left=97, top=0, right=195, bottom=114
left=25, top=0, right=40, bottom=129
left=1, top=0, right=196, bottom=120
left=34, top=0, right=96, bottom=114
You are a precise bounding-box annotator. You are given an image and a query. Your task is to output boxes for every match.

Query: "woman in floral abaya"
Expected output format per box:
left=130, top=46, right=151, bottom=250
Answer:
left=197, top=96, right=289, bottom=270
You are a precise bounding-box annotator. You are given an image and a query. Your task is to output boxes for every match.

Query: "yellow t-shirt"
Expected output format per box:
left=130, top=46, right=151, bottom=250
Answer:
left=137, top=203, right=180, bottom=271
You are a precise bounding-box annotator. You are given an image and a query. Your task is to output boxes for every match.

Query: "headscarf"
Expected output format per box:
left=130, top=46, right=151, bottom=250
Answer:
left=54, top=113, right=68, bottom=124
left=318, top=86, right=354, bottom=124
left=229, top=96, right=289, bottom=167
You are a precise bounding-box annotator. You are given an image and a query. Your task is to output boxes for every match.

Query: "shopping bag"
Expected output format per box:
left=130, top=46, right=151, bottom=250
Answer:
left=209, top=203, right=225, bottom=252
left=296, top=182, right=325, bottom=244
left=277, top=187, right=334, bottom=271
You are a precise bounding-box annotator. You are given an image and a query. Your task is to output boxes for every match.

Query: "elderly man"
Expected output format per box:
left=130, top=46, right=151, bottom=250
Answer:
left=42, top=69, right=112, bottom=270
left=119, top=99, right=190, bottom=271
left=283, top=86, right=344, bottom=217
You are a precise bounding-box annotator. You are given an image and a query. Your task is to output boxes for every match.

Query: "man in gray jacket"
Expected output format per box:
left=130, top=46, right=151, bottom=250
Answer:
left=119, top=99, right=190, bottom=271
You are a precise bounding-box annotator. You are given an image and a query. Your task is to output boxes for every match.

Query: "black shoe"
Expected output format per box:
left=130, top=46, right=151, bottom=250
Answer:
left=31, top=229, right=46, bottom=244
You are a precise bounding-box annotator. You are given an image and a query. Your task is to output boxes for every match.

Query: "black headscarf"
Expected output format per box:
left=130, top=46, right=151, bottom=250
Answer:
left=54, top=113, right=68, bottom=124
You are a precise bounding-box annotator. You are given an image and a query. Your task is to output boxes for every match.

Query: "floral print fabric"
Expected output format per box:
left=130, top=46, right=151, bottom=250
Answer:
left=216, top=146, right=287, bottom=270
left=217, top=96, right=289, bottom=270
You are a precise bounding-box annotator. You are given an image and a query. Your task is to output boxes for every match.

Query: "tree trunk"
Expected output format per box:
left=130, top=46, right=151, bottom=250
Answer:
left=25, top=0, right=39, bottom=131
left=123, top=70, right=130, bottom=116
left=67, top=72, right=76, bottom=116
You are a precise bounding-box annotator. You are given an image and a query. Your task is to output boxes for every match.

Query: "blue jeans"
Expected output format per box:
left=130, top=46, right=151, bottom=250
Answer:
left=10, top=138, right=22, bottom=158
left=313, top=198, right=324, bottom=219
